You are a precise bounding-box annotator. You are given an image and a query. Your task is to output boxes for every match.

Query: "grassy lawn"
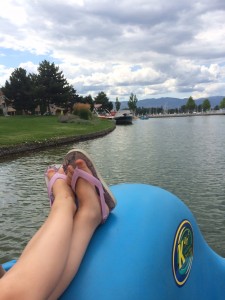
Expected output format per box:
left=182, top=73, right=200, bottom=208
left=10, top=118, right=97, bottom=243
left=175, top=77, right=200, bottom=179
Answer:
left=0, top=115, right=115, bottom=147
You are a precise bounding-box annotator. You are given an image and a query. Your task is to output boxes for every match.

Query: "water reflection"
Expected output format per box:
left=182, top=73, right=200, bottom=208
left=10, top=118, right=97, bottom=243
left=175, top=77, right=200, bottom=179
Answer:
left=0, top=116, right=225, bottom=263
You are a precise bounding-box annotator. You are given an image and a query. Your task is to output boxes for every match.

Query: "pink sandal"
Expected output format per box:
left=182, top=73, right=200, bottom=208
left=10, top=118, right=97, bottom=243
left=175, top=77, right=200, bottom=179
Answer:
left=63, top=149, right=117, bottom=223
left=45, top=165, right=67, bottom=206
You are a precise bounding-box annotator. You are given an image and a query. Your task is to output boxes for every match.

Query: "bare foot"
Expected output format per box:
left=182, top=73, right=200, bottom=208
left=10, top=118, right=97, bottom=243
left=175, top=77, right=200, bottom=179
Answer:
left=67, top=159, right=109, bottom=226
left=47, top=167, right=76, bottom=213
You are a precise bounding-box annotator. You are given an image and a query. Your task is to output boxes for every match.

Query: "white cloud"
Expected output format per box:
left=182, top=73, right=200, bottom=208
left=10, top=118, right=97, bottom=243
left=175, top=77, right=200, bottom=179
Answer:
left=19, top=61, right=38, bottom=74
left=0, top=65, right=14, bottom=87
left=0, top=0, right=28, bottom=26
left=1, top=0, right=225, bottom=99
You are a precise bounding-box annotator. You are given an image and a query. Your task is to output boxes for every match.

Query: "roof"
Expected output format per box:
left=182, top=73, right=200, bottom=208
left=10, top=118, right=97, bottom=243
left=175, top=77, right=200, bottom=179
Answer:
left=7, top=107, right=16, bottom=112
left=94, top=104, right=102, bottom=108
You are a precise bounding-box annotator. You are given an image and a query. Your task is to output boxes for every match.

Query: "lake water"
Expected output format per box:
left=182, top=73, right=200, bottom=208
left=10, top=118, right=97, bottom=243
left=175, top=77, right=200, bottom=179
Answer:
left=0, top=115, right=225, bottom=263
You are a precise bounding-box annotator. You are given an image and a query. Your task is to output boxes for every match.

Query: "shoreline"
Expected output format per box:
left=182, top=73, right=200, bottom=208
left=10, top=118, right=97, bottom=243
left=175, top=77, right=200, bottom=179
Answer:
left=148, top=112, right=225, bottom=118
left=0, top=125, right=116, bottom=159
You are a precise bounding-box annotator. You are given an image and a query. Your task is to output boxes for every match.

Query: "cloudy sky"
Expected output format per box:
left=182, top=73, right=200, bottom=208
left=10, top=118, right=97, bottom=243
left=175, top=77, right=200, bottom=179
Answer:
left=1, top=0, right=225, bottom=101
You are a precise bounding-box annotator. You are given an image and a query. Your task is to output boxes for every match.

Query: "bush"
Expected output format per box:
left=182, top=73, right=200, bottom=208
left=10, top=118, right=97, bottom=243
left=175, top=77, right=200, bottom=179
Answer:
left=58, top=114, right=94, bottom=125
left=58, top=114, right=78, bottom=123
left=73, top=103, right=92, bottom=120
left=0, top=108, right=3, bottom=116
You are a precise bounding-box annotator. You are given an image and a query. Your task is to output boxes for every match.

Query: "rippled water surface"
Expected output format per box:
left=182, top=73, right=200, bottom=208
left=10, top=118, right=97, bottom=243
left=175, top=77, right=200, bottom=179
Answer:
left=1, top=115, right=225, bottom=263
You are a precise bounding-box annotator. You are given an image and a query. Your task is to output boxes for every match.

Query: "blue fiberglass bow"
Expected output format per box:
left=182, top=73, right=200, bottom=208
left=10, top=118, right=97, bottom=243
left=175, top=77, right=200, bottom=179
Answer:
left=3, top=184, right=225, bottom=299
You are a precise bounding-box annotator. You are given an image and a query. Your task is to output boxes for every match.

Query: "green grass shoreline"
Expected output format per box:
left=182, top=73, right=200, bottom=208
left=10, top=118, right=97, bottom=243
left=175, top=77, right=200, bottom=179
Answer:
left=0, top=116, right=116, bottom=157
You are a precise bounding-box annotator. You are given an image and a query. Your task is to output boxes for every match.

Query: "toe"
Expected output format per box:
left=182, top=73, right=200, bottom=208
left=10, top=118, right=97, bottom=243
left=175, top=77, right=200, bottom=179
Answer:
left=47, top=168, right=56, bottom=180
left=47, top=166, right=65, bottom=180
left=57, top=166, right=65, bottom=174
left=75, top=159, right=92, bottom=175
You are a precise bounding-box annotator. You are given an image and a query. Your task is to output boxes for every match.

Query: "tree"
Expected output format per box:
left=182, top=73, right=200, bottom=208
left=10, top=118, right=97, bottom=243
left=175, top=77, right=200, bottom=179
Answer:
left=202, top=99, right=211, bottom=112
left=82, top=95, right=94, bottom=111
left=115, top=97, right=121, bottom=111
left=197, top=104, right=202, bottom=113
left=2, top=68, right=35, bottom=114
left=128, top=93, right=138, bottom=115
left=136, top=106, right=150, bottom=115
left=180, top=105, right=187, bottom=113
left=94, top=91, right=113, bottom=112
left=36, top=60, right=76, bottom=114
left=1, top=60, right=79, bottom=114
left=219, top=97, right=225, bottom=109
left=107, top=101, right=113, bottom=112
left=185, top=96, right=195, bottom=113
left=63, top=85, right=79, bottom=111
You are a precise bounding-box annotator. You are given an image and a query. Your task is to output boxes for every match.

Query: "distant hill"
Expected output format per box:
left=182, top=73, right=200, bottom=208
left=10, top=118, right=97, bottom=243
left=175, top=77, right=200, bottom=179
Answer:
left=119, top=96, right=224, bottom=109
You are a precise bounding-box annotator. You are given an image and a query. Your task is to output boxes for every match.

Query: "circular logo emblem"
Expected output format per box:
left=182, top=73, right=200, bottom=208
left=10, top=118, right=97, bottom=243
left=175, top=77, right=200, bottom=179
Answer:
left=172, top=220, right=194, bottom=286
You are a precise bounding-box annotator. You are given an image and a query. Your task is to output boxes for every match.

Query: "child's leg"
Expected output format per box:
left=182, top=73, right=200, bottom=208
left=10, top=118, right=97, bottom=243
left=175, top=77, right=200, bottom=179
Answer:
left=17, top=168, right=76, bottom=259
left=0, top=168, right=76, bottom=300
left=48, top=159, right=108, bottom=300
left=0, top=265, right=6, bottom=278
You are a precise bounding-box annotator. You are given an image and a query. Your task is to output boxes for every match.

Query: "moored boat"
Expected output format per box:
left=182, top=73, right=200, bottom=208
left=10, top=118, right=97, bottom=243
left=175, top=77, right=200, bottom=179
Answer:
left=93, top=104, right=116, bottom=120
left=114, top=111, right=133, bottom=125
left=139, top=115, right=149, bottom=120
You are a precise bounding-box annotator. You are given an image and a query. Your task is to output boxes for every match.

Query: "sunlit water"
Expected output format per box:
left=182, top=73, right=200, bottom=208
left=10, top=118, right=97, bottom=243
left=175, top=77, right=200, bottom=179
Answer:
left=0, top=115, right=225, bottom=263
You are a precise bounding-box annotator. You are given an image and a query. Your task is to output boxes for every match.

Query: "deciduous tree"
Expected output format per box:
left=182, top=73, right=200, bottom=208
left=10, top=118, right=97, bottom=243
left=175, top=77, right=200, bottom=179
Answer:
left=128, top=93, right=138, bottom=115
left=202, top=99, right=211, bottom=112
left=115, top=97, right=121, bottom=111
left=219, top=97, right=225, bottom=109
left=185, top=96, right=196, bottom=113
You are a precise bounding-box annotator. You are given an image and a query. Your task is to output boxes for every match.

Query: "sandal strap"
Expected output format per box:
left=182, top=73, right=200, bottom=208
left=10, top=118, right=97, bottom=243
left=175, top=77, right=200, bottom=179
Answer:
left=48, top=173, right=67, bottom=206
left=71, top=168, right=108, bottom=221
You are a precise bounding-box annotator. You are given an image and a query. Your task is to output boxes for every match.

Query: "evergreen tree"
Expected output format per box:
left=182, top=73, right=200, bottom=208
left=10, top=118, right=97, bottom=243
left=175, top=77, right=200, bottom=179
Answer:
left=2, top=68, right=35, bottom=114
left=36, top=60, right=76, bottom=113
left=94, top=91, right=113, bottom=112
left=83, top=94, right=94, bottom=111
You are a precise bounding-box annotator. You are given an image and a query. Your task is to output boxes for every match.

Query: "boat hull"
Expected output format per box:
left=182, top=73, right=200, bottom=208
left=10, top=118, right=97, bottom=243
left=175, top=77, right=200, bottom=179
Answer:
left=114, top=116, right=132, bottom=125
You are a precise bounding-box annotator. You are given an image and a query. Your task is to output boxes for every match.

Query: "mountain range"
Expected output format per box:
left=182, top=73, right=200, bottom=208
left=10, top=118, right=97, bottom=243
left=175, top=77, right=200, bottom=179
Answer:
left=119, top=96, right=224, bottom=110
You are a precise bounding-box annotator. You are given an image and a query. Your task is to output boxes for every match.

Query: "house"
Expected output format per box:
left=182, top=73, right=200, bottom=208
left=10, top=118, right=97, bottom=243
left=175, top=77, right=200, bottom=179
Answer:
left=7, top=107, right=16, bottom=116
left=34, top=104, right=66, bottom=115
left=0, top=90, right=16, bottom=116
left=0, top=90, right=7, bottom=115
left=49, top=104, right=65, bottom=115
left=35, top=105, right=41, bottom=115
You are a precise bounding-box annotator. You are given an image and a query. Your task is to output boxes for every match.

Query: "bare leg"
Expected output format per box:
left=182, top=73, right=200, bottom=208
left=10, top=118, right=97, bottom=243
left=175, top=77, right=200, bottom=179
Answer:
left=0, top=168, right=76, bottom=300
left=16, top=168, right=76, bottom=260
left=0, top=266, right=6, bottom=278
left=48, top=159, right=109, bottom=300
